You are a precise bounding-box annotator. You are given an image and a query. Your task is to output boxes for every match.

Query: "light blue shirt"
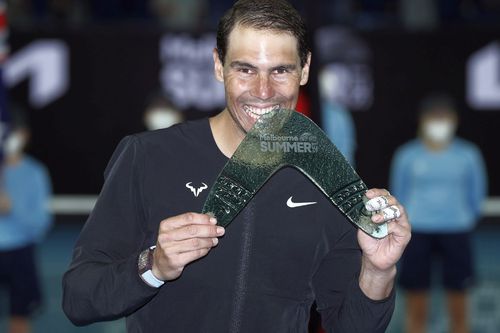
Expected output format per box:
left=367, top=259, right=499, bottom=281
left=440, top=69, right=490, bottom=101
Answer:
left=0, top=156, right=53, bottom=250
left=390, top=138, right=487, bottom=233
left=321, top=101, right=356, bottom=165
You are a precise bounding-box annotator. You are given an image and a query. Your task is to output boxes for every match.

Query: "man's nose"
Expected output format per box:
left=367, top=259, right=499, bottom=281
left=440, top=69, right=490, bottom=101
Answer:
left=250, top=74, right=276, bottom=100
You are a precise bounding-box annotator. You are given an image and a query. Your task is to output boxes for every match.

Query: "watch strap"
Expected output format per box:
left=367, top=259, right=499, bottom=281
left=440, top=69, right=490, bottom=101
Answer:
left=138, top=246, right=165, bottom=288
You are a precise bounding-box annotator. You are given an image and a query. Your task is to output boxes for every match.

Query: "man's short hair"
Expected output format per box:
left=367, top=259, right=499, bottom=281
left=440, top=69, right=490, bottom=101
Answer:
left=419, top=93, right=457, bottom=118
left=216, top=0, right=309, bottom=67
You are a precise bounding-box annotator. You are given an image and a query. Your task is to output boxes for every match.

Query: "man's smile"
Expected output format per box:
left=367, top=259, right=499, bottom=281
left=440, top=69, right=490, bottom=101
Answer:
left=243, top=104, right=280, bottom=119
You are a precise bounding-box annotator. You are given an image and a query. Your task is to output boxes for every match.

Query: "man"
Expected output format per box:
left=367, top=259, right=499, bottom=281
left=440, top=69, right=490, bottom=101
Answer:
left=0, top=111, right=53, bottom=333
left=63, top=1, right=411, bottom=332
left=391, top=94, right=486, bottom=333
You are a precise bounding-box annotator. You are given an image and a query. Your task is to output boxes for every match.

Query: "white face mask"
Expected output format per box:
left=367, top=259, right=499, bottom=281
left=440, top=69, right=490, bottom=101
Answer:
left=4, top=133, right=25, bottom=156
left=144, top=108, right=182, bottom=131
left=423, top=120, right=456, bottom=144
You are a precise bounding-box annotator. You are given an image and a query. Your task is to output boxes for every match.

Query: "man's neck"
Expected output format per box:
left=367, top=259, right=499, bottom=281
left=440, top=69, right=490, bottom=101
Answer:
left=209, top=109, right=246, bottom=158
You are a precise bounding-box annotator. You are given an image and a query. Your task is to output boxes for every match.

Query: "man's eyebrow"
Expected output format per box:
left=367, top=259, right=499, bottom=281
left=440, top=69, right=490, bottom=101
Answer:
left=230, top=61, right=258, bottom=69
left=271, top=64, right=298, bottom=71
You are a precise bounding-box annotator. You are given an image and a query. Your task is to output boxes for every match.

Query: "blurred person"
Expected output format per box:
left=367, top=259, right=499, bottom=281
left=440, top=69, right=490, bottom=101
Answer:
left=7, top=0, right=87, bottom=27
left=390, top=94, right=487, bottom=333
left=399, top=0, right=438, bottom=31
left=318, top=66, right=357, bottom=165
left=143, top=93, right=183, bottom=131
left=149, top=0, right=208, bottom=31
left=6, top=0, right=34, bottom=28
left=0, top=110, right=53, bottom=333
left=88, top=0, right=149, bottom=21
left=63, top=1, right=411, bottom=332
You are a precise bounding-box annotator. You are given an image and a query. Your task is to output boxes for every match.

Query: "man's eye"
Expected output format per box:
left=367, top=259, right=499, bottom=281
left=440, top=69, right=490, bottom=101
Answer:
left=274, top=67, right=289, bottom=75
left=238, top=68, right=253, bottom=74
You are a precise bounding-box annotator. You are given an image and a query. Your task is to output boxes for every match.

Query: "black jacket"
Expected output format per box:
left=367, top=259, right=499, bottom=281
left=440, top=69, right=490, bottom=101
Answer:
left=62, top=118, right=395, bottom=332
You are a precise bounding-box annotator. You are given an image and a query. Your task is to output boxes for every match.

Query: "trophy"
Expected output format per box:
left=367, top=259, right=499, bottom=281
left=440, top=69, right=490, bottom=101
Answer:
left=202, top=109, right=387, bottom=239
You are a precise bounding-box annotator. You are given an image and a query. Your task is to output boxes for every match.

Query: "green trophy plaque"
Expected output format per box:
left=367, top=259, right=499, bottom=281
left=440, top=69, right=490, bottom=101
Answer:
left=202, top=109, right=388, bottom=239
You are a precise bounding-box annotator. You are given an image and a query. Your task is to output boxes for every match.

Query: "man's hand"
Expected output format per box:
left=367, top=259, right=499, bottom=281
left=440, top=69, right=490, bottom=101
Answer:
left=358, top=188, right=411, bottom=300
left=152, top=212, right=225, bottom=281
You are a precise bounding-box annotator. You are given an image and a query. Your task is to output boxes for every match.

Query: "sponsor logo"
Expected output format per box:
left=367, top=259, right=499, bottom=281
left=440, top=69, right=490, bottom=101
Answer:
left=4, top=40, right=70, bottom=108
left=159, top=34, right=225, bottom=111
left=260, top=132, right=319, bottom=153
left=286, top=196, right=317, bottom=208
left=186, top=182, right=208, bottom=197
left=467, top=41, right=500, bottom=110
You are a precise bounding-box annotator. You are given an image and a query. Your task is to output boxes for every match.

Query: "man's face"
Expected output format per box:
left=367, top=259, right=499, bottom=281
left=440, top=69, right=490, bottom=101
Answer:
left=214, top=25, right=310, bottom=134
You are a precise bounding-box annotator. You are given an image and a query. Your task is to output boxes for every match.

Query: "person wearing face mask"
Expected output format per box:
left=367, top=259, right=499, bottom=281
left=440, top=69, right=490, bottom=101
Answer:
left=318, top=65, right=357, bottom=165
left=143, top=93, right=184, bottom=131
left=390, top=94, right=487, bottom=333
left=0, top=111, right=53, bottom=333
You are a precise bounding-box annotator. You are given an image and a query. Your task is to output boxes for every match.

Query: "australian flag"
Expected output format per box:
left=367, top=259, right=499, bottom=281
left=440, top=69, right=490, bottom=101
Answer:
left=0, top=0, right=9, bottom=166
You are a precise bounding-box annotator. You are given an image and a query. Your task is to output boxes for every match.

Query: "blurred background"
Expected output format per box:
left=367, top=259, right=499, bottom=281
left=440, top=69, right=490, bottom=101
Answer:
left=0, top=0, right=499, bottom=332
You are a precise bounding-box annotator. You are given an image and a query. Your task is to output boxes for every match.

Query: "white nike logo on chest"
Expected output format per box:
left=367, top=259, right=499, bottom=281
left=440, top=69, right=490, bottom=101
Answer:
left=286, top=196, right=317, bottom=208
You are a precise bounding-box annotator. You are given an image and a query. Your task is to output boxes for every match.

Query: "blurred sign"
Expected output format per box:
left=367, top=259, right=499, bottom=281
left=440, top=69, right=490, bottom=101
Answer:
left=159, top=33, right=225, bottom=111
left=467, top=41, right=500, bottom=110
left=5, top=28, right=499, bottom=196
left=315, top=27, right=373, bottom=111
left=4, top=40, right=69, bottom=108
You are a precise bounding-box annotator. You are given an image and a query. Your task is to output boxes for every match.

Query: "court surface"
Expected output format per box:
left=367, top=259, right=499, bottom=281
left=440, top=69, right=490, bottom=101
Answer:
left=1, top=221, right=499, bottom=333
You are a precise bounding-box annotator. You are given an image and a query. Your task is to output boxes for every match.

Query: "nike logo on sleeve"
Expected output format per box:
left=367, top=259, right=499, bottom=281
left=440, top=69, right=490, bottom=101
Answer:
left=286, top=196, right=317, bottom=208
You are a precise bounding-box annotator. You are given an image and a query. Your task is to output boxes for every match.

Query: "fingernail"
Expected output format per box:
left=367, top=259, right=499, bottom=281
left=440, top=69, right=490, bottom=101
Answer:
left=212, top=238, right=219, bottom=246
left=372, top=215, right=383, bottom=223
left=209, top=217, right=217, bottom=224
left=216, top=226, right=225, bottom=235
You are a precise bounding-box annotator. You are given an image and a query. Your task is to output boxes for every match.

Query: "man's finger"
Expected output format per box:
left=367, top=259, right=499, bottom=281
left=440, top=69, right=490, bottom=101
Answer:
left=365, top=188, right=391, bottom=200
left=381, top=205, right=401, bottom=221
left=160, top=224, right=225, bottom=242
left=160, top=212, right=216, bottom=232
left=387, top=219, right=412, bottom=242
left=365, top=195, right=395, bottom=211
left=175, top=248, right=212, bottom=265
left=371, top=205, right=403, bottom=223
left=162, top=237, right=219, bottom=254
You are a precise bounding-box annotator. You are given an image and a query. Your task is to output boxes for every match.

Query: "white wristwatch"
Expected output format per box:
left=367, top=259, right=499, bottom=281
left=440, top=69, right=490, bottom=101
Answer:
left=138, top=246, right=165, bottom=288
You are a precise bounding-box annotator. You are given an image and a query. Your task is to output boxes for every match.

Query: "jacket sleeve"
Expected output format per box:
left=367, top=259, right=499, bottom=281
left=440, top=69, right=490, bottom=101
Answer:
left=312, top=227, right=395, bottom=333
left=62, top=135, right=160, bottom=326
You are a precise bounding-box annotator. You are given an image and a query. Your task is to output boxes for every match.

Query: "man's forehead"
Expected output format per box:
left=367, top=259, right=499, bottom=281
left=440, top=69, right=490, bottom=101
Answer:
left=225, top=25, right=300, bottom=64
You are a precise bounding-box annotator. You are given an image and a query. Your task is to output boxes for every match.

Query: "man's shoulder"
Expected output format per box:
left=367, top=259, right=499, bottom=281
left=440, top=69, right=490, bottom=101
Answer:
left=134, top=118, right=210, bottom=145
left=126, top=118, right=215, bottom=157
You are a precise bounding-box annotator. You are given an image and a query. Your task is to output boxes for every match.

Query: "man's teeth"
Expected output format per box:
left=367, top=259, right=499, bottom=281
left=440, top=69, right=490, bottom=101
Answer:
left=243, top=105, right=279, bottom=119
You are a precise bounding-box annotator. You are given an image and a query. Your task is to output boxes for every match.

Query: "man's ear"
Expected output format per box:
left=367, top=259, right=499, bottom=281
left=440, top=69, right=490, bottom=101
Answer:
left=213, top=49, right=224, bottom=83
left=300, top=52, right=312, bottom=86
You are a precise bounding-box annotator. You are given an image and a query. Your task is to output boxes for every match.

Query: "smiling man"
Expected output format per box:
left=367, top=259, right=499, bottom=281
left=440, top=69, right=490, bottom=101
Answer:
left=63, top=1, right=411, bottom=332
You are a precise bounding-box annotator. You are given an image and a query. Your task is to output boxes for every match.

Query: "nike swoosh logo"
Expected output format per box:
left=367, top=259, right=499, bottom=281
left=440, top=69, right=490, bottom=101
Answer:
left=286, top=196, right=317, bottom=208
